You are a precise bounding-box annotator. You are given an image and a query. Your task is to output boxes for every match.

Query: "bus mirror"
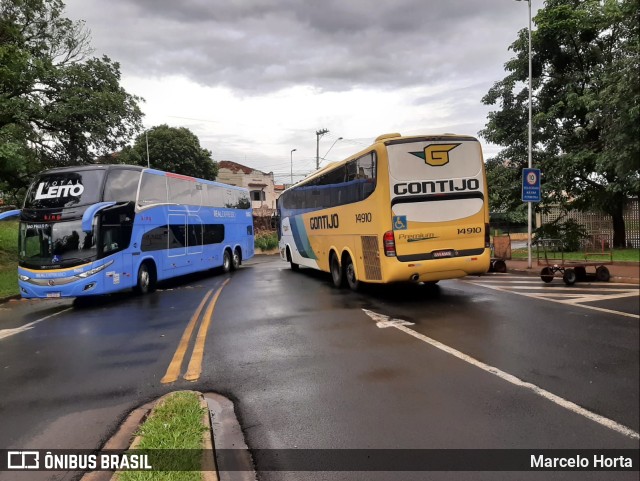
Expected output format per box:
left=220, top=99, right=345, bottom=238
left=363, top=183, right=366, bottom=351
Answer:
left=81, top=202, right=116, bottom=232
left=0, top=209, right=20, bottom=221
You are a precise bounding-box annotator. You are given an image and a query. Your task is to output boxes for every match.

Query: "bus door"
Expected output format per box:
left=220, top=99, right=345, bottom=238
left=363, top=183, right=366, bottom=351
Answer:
left=99, top=202, right=135, bottom=282
left=167, top=213, right=188, bottom=269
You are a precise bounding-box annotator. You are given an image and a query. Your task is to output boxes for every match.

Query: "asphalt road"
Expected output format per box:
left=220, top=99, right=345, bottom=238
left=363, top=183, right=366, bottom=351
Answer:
left=0, top=256, right=638, bottom=481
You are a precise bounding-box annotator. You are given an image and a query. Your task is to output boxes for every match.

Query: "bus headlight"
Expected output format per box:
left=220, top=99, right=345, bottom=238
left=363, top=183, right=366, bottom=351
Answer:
left=76, top=260, right=113, bottom=279
left=19, top=274, right=30, bottom=281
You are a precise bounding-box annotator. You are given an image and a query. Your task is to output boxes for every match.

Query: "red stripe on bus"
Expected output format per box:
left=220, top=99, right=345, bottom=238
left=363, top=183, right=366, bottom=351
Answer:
left=166, top=172, right=196, bottom=181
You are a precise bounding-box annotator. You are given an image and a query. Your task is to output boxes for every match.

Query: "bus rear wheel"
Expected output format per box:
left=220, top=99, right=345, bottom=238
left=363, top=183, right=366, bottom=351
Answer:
left=345, top=256, right=360, bottom=291
left=223, top=250, right=232, bottom=273
left=134, top=262, right=155, bottom=294
left=330, top=253, right=344, bottom=288
left=231, top=248, right=241, bottom=270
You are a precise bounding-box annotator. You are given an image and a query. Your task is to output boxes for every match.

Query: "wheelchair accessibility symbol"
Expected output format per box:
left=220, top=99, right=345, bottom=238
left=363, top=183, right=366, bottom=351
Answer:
left=393, top=216, right=407, bottom=230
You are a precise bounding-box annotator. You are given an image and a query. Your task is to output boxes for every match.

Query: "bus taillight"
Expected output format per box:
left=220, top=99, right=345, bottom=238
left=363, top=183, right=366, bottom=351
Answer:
left=383, top=230, right=396, bottom=257
left=485, top=223, right=490, bottom=248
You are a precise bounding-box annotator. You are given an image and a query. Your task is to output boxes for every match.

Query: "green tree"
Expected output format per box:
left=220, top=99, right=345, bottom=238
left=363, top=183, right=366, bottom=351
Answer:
left=117, top=125, right=218, bottom=180
left=0, top=0, right=143, bottom=203
left=481, top=0, right=639, bottom=247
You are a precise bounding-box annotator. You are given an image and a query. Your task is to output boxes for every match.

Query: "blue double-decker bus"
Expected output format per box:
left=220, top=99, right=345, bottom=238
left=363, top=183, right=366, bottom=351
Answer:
left=11, top=164, right=254, bottom=298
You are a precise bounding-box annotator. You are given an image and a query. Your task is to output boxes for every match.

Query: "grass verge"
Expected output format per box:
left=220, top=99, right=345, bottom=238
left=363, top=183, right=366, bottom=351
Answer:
left=117, top=391, right=208, bottom=481
left=0, top=220, right=19, bottom=298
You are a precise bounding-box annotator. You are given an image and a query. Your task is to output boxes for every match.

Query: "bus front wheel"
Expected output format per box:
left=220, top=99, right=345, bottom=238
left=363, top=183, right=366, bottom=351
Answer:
left=345, top=256, right=360, bottom=291
left=135, top=262, right=155, bottom=294
left=287, top=247, right=299, bottom=271
left=330, top=253, right=344, bottom=288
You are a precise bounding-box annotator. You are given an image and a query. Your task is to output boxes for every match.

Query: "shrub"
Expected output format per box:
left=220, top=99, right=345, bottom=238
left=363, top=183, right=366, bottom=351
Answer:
left=533, top=218, right=587, bottom=252
left=254, top=231, right=278, bottom=251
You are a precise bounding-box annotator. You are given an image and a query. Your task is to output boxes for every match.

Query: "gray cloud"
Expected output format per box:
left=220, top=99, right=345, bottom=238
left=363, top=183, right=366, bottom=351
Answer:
left=65, top=0, right=531, bottom=94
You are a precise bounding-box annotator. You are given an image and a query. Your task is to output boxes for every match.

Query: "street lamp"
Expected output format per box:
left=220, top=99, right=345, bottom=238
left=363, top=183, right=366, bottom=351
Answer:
left=290, top=148, right=297, bottom=185
left=516, top=0, right=533, bottom=268
left=321, top=137, right=343, bottom=162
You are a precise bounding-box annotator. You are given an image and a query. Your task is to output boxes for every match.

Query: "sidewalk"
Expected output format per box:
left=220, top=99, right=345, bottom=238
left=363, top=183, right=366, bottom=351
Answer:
left=505, top=259, right=640, bottom=284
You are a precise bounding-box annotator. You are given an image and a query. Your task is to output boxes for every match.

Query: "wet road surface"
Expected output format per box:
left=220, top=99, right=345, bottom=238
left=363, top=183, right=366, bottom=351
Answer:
left=0, top=256, right=638, bottom=480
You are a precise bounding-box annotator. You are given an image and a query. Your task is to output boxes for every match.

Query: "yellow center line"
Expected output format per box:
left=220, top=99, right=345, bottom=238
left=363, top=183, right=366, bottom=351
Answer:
left=184, top=278, right=230, bottom=381
left=161, top=289, right=214, bottom=384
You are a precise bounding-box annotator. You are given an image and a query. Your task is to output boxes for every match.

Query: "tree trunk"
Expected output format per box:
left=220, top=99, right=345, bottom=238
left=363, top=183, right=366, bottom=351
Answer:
left=613, top=209, right=627, bottom=248
left=611, top=202, right=627, bottom=248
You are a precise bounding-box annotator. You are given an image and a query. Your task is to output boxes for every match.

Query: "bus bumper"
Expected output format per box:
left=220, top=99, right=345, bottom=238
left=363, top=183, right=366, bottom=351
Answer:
left=384, top=248, right=491, bottom=283
left=17, top=259, right=130, bottom=299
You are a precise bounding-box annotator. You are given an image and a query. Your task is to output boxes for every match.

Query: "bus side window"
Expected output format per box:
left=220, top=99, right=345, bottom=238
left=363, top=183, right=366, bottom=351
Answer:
left=138, top=173, right=167, bottom=206
left=104, top=170, right=141, bottom=202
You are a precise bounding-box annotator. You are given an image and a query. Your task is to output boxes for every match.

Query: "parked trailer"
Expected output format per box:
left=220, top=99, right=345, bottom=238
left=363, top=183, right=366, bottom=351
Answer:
left=537, top=238, right=612, bottom=286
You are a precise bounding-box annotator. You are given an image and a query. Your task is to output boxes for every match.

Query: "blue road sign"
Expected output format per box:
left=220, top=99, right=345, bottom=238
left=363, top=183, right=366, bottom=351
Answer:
left=522, top=168, right=541, bottom=202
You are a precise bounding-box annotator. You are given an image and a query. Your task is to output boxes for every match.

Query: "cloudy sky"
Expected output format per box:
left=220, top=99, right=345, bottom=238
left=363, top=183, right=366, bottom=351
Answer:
left=64, top=0, right=540, bottom=184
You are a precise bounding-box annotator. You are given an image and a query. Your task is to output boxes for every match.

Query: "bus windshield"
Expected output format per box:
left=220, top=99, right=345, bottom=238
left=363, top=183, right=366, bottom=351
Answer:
left=23, top=170, right=105, bottom=209
left=19, top=220, right=97, bottom=269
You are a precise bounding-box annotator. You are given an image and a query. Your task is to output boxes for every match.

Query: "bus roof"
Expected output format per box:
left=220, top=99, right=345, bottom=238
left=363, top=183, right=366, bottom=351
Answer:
left=38, top=164, right=248, bottom=192
left=285, top=133, right=479, bottom=193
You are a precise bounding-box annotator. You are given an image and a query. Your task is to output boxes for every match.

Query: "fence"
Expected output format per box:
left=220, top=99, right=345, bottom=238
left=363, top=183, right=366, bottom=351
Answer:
left=538, top=198, right=639, bottom=248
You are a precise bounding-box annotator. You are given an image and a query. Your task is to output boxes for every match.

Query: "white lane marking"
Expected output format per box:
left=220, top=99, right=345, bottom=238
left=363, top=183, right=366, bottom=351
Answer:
left=362, top=309, right=640, bottom=440
left=464, top=281, right=639, bottom=319
left=362, top=309, right=414, bottom=328
left=0, top=308, right=73, bottom=340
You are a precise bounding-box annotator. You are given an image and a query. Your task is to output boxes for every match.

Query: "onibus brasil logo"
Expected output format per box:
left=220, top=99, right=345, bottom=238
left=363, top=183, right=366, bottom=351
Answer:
left=409, top=143, right=460, bottom=167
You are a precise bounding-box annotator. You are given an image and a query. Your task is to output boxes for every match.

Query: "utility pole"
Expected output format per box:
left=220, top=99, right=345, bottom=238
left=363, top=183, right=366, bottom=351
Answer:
left=145, top=130, right=150, bottom=168
left=315, top=128, right=329, bottom=170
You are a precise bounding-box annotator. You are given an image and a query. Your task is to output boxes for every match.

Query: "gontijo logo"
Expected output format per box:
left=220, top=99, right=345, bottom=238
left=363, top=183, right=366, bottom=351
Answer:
left=409, top=143, right=461, bottom=167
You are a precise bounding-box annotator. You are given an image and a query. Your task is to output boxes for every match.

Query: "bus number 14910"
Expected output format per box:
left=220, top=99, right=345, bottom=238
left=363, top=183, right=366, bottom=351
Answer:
left=355, top=213, right=372, bottom=223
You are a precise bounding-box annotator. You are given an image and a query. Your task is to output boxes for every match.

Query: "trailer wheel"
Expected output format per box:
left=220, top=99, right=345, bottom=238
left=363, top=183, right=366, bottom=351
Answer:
left=596, top=266, right=610, bottom=282
left=563, top=268, right=577, bottom=286
left=574, top=266, right=587, bottom=281
left=493, top=259, right=507, bottom=273
left=541, top=267, right=554, bottom=283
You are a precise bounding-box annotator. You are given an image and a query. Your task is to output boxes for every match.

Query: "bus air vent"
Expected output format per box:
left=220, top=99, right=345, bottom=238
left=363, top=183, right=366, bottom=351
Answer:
left=361, top=236, right=382, bottom=281
left=375, top=133, right=401, bottom=142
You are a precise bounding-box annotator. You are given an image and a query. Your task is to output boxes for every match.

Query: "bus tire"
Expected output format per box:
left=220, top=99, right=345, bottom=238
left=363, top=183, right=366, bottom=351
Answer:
left=287, top=246, right=299, bottom=271
left=135, top=262, right=155, bottom=294
left=223, top=249, right=232, bottom=273
left=330, top=253, right=344, bottom=288
left=231, top=248, right=241, bottom=270
left=344, top=255, right=360, bottom=291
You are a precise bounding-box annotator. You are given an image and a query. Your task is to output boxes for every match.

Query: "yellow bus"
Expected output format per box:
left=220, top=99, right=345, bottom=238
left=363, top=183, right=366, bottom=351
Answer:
left=276, top=133, right=491, bottom=289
